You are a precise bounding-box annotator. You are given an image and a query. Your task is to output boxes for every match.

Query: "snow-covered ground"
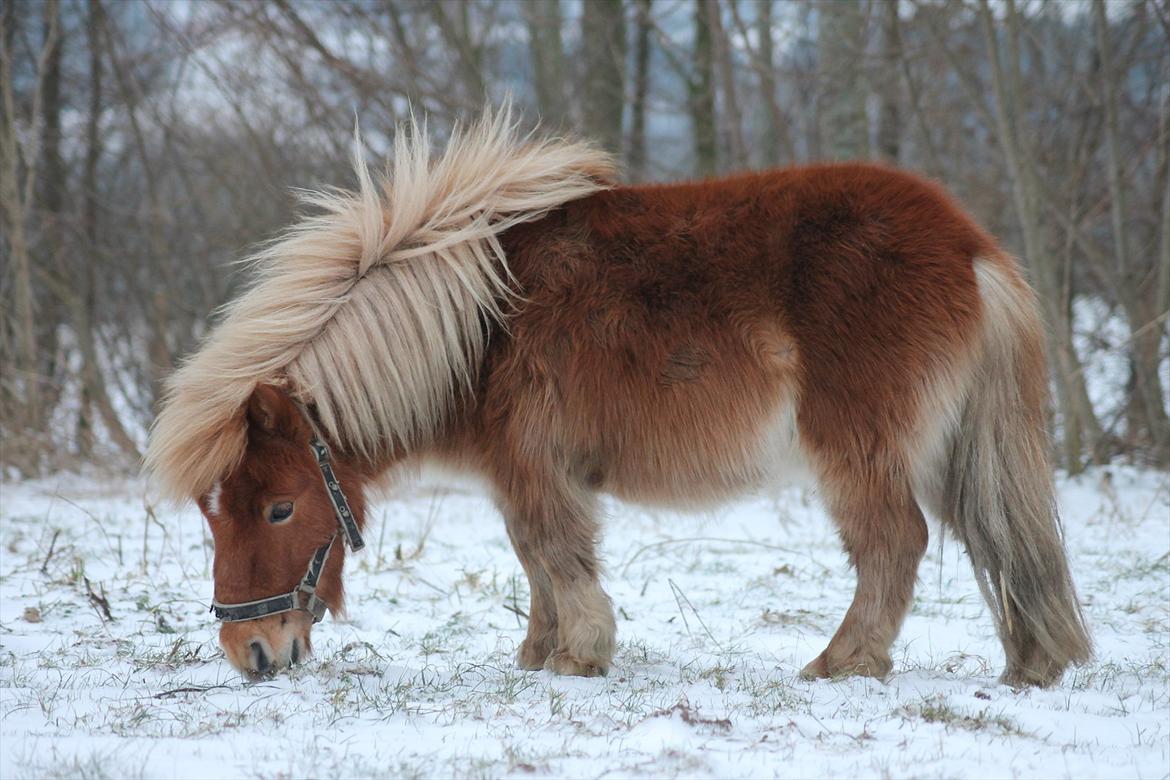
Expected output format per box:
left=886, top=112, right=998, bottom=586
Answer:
left=0, top=466, right=1166, bottom=779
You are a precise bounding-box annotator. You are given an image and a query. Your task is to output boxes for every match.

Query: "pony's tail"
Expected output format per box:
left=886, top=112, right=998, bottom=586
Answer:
left=943, top=257, right=1092, bottom=686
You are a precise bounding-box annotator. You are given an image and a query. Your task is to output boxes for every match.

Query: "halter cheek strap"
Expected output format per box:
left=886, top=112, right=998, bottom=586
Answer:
left=309, top=438, right=364, bottom=552
left=209, top=432, right=365, bottom=624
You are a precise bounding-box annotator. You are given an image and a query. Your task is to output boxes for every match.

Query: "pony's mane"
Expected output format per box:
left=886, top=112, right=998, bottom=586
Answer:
left=145, top=108, right=614, bottom=501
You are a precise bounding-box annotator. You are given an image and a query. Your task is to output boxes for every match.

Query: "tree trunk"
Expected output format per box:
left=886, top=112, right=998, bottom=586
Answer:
left=1158, top=112, right=1170, bottom=464
left=1160, top=91, right=1170, bottom=383
left=40, top=0, right=64, bottom=218
left=77, top=0, right=102, bottom=458
left=708, top=0, right=746, bottom=171
left=99, top=7, right=176, bottom=412
left=77, top=0, right=137, bottom=462
left=0, top=0, right=59, bottom=470
left=38, top=0, right=65, bottom=433
left=753, top=0, right=788, bottom=167
left=978, top=0, right=1104, bottom=471
left=1093, top=0, right=1169, bottom=461
left=582, top=0, right=627, bottom=157
left=817, top=0, right=868, bottom=160
left=689, top=0, right=716, bottom=176
left=876, top=0, right=901, bottom=163
left=628, top=0, right=652, bottom=181
left=524, top=0, right=567, bottom=128
left=429, top=1, right=487, bottom=109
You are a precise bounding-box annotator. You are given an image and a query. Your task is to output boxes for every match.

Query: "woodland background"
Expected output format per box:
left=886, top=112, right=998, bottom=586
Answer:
left=2, top=0, right=1168, bottom=476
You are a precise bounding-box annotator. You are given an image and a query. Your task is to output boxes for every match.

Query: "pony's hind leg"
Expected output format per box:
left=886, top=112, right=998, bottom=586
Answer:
left=499, top=477, right=616, bottom=677
left=801, top=474, right=928, bottom=680
left=504, top=519, right=560, bottom=669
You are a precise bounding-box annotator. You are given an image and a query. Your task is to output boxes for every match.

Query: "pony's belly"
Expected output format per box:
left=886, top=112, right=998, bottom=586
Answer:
left=601, top=397, right=813, bottom=510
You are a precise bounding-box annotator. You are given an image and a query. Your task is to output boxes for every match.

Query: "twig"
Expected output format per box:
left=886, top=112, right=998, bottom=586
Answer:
left=56, top=495, right=118, bottom=559
left=621, top=536, right=806, bottom=576
left=153, top=684, right=232, bottom=699
left=505, top=575, right=528, bottom=625
left=667, top=578, right=723, bottom=652
left=40, top=529, right=60, bottom=575
left=411, top=574, right=449, bottom=597
left=141, top=498, right=167, bottom=574
left=84, top=577, right=113, bottom=621
left=1065, top=308, right=1170, bottom=381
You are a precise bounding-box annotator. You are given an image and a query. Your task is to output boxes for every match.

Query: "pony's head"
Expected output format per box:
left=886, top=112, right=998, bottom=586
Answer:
left=197, top=384, right=368, bottom=678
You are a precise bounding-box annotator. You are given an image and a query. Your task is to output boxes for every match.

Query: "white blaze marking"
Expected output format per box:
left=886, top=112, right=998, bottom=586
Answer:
left=206, top=481, right=222, bottom=517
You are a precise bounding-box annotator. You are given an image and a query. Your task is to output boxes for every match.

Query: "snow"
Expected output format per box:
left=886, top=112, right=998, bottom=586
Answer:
left=1, top=466, right=1167, bottom=779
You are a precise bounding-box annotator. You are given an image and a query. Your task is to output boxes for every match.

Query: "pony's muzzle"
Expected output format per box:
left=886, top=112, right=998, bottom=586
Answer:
left=220, top=611, right=313, bottom=678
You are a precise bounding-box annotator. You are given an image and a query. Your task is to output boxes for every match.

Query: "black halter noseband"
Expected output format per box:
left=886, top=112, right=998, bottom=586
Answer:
left=210, top=433, right=365, bottom=624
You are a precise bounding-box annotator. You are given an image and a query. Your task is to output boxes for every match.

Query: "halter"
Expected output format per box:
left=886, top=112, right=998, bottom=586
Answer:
left=209, top=427, right=365, bottom=624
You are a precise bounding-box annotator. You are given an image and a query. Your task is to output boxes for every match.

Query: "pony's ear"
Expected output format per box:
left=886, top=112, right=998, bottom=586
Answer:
left=245, top=384, right=304, bottom=439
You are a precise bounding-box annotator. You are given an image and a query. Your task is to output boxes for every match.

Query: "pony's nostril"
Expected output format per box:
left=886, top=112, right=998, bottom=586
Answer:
left=250, top=641, right=271, bottom=674
left=291, top=638, right=302, bottom=665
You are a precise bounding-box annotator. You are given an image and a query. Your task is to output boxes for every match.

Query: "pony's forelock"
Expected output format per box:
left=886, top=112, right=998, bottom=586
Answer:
left=144, top=106, right=615, bottom=501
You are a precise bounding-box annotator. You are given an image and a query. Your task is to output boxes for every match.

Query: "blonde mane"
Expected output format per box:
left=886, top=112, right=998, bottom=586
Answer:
left=145, top=108, right=614, bottom=501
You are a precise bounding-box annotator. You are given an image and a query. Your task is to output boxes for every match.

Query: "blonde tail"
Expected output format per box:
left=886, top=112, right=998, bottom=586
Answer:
left=944, top=257, right=1092, bottom=686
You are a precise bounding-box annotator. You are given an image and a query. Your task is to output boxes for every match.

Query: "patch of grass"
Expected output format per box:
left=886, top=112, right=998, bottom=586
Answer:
left=742, top=676, right=810, bottom=716
left=617, top=638, right=671, bottom=668
left=1116, top=551, right=1170, bottom=581
left=18, top=745, right=147, bottom=780
left=899, top=695, right=1027, bottom=736
left=699, top=661, right=735, bottom=691
left=757, top=607, right=824, bottom=630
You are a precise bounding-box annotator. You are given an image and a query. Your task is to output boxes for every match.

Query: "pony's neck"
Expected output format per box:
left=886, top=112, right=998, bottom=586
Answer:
left=334, top=384, right=488, bottom=488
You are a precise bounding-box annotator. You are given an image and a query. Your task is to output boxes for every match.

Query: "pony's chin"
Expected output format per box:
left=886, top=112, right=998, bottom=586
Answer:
left=220, top=612, right=313, bottom=678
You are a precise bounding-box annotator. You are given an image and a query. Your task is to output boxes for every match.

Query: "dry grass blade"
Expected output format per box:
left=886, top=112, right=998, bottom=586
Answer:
left=84, top=576, right=113, bottom=621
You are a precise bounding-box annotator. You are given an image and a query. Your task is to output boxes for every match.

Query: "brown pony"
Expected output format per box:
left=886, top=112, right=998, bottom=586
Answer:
left=146, top=110, right=1091, bottom=686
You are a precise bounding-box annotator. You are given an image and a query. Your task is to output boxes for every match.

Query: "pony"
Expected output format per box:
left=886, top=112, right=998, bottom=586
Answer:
left=145, top=108, right=1091, bottom=686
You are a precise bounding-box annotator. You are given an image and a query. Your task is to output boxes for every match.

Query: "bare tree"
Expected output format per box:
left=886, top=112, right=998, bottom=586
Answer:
left=582, top=0, right=627, bottom=157
left=1093, top=0, right=1169, bottom=462
left=75, top=0, right=139, bottom=461
left=690, top=0, right=716, bottom=176
left=876, top=0, right=902, bottom=163
left=628, top=0, right=652, bottom=180
left=752, top=0, right=787, bottom=166
left=0, top=0, right=59, bottom=469
left=428, top=1, right=488, bottom=109
left=977, top=0, right=1104, bottom=471
left=817, top=0, right=868, bottom=160
left=525, top=0, right=568, bottom=128
left=709, top=0, right=746, bottom=170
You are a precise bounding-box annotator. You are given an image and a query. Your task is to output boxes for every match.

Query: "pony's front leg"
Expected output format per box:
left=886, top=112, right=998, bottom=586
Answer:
left=499, top=479, right=615, bottom=677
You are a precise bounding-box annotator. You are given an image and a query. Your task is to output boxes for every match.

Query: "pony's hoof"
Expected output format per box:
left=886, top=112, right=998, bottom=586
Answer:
left=544, top=650, right=607, bottom=677
left=999, top=664, right=1060, bottom=689
left=516, top=638, right=553, bottom=671
left=800, top=649, right=891, bottom=681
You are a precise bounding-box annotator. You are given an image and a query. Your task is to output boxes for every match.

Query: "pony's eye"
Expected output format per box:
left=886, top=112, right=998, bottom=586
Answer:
left=268, top=502, right=294, bottom=524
